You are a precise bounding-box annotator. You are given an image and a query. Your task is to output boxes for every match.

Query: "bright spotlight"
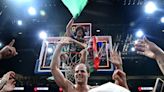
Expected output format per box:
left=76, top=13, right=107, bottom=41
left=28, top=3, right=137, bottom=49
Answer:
left=131, top=47, right=135, bottom=52
left=144, top=1, right=157, bottom=14
left=136, top=30, right=144, bottom=38
left=160, top=17, right=164, bottom=23
left=39, top=31, right=47, bottom=40
left=40, top=10, right=46, bottom=16
left=17, top=20, right=22, bottom=26
left=0, top=42, right=2, bottom=47
left=28, top=7, right=36, bottom=16
left=96, top=29, right=100, bottom=32
left=47, top=48, right=53, bottom=53
left=134, top=40, right=138, bottom=44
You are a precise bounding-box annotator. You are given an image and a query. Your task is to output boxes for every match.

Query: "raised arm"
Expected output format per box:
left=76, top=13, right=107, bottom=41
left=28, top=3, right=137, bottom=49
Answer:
left=135, top=37, right=164, bottom=75
left=65, top=18, right=74, bottom=37
left=0, top=39, right=17, bottom=60
left=50, top=37, right=71, bottom=89
left=110, top=43, right=123, bottom=70
left=110, top=44, right=129, bottom=89
left=112, top=69, right=129, bottom=90
left=110, top=51, right=123, bottom=70
left=71, top=38, right=87, bottom=48
left=110, top=51, right=129, bottom=89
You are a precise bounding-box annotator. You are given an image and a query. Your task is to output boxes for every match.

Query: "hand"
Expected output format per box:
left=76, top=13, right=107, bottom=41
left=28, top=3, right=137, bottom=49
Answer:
left=60, top=53, right=69, bottom=61
left=1, top=78, right=16, bottom=92
left=134, top=37, right=163, bottom=60
left=0, top=39, right=17, bottom=59
left=66, top=18, right=74, bottom=30
left=65, top=18, right=74, bottom=37
left=110, top=43, right=122, bottom=70
left=58, top=37, right=73, bottom=46
left=112, top=69, right=129, bottom=89
left=110, top=51, right=122, bottom=69
left=1, top=71, right=15, bottom=82
left=0, top=71, right=16, bottom=92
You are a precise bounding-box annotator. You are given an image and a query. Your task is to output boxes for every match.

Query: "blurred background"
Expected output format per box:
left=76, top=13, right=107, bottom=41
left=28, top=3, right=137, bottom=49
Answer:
left=0, top=0, right=164, bottom=91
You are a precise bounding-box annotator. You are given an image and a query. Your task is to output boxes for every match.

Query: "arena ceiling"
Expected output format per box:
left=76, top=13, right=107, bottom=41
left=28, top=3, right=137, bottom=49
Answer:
left=0, top=0, right=164, bottom=91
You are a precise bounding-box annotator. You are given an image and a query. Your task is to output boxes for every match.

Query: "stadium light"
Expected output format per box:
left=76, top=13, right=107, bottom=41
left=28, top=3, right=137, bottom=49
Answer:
left=136, top=29, right=144, bottom=38
left=39, top=31, right=47, bottom=40
left=131, top=47, right=135, bottom=52
left=17, top=20, right=23, bottom=26
left=47, top=47, right=53, bottom=53
left=40, top=10, right=46, bottom=16
left=28, top=7, right=36, bottom=16
left=0, top=42, right=2, bottom=48
left=160, top=17, right=164, bottom=23
left=144, top=1, right=157, bottom=14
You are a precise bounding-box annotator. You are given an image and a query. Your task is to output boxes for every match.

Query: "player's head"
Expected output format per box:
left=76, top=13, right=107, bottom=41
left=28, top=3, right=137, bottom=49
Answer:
left=74, top=26, right=85, bottom=38
left=74, top=63, right=90, bottom=84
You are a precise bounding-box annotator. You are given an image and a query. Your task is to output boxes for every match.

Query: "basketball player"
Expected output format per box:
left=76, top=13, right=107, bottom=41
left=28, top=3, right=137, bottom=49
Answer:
left=50, top=37, right=129, bottom=92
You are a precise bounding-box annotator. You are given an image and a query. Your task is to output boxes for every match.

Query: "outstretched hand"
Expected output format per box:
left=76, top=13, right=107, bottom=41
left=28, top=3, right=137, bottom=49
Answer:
left=110, top=51, right=122, bottom=69
left=134, top=37, right=163, bottom=59
left=0, top=39, right=17, bottom=59
left=110, top=43, right=123, bottom=70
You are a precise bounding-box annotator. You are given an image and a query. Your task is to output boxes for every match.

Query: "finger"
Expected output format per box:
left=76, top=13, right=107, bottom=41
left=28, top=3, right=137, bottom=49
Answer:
left=135, top=46, right=145, bottom=52
left=144, top=36, right=150, bottom=44
left=114, top=75, right=123, bottom=83
left=112, top=71, right=123, bottom=82
left=117, top=70, right=126, bottom=77
left=9, top=71, right=15, bottom=75
left=112, top=70, right=119, bottom=79
left=12, top=47, right=17, bottom=56
left=135, top=42, right=143, bottom=47
left=134, top=39, right=145, bottom=45
left=10, top=78, right=15, bottom=82
left=9, top=72, right=15, bottom=79
left=112, top=43, right=116, bottom=52
left=134, top=42, right=146, bottom=48
left=70, top=17, right=74, bottom=24
left=15, top=52, right=18, bottom=55
left=137, top=51, right=145, bottom=55
left=114, top=43, right=119, bottom=52
left=110, top=51, right=114, bottom=56
left=118, top=51, right=121, bottom=56
left=8, top=39, right=15, bottom=46
left=9, top=47, right=15, bottom=56
left=4, top=72, right=12, bottom=79
left=10, top=72, right=16, bottom=78
left=12, top=80, right=16, bottom=85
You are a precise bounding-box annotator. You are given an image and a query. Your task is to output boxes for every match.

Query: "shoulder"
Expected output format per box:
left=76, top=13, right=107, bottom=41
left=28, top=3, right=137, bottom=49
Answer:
left=62, top=80, right=75, bottom=91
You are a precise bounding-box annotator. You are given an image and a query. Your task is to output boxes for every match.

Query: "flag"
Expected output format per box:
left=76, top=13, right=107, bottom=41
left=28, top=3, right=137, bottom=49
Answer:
left=61, top=0, right=88, bottom=19
left=92, top=36, right=100, bottom=70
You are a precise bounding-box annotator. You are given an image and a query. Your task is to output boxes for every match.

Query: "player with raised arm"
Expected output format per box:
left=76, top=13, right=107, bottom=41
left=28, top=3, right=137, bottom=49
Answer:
left=50, top=37, right=130, bottom=92
left=135, top=37, right=164, bottom=75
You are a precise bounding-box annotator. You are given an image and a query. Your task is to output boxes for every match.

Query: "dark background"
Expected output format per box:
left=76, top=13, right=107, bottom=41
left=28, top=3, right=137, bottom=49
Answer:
left=0, top=0, right=164, bottom=91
